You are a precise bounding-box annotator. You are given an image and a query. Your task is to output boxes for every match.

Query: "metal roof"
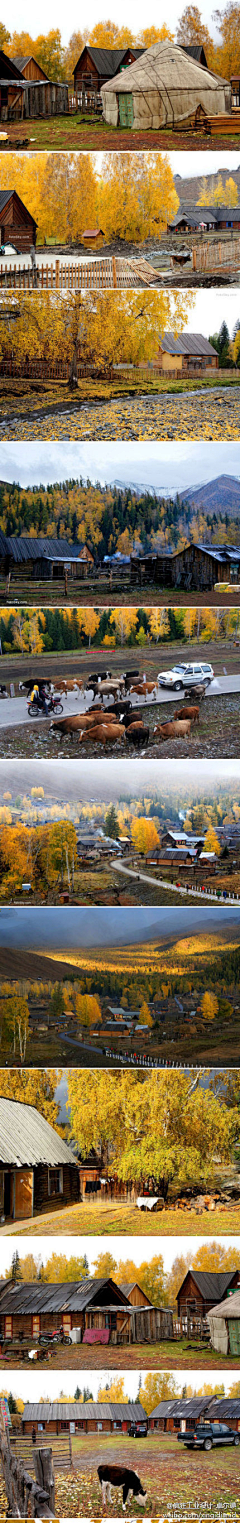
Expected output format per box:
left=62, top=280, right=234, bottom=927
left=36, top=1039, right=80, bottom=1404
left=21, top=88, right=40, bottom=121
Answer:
left=0, top=1098, right=77, bottom=1167
left=0, top=1277, right=131, bottom=1315
left=179, top=1270, right=238, bottom=1301
left=5, top=536, right=86, bottom=564
left=23, top=1401, right=146, bottom=1422
left=151, top=1397, right=211, bottom=1417
left=0, top=528, right=9, bottom=556
left=75, top=46, right=144, bottom=76
left=160, top=331, right=217, bottom=358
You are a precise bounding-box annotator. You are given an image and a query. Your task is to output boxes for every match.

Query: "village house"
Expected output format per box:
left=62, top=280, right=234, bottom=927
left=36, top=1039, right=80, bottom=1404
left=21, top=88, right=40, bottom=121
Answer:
left=156, top=332, right=219, bottom=375
left=150, top=1395, right=240, bottom=1432
left=0, top=189, right=37, bottom=254
left=22, top=1400, right=148, bottom=1434
left=0, top=1277, right=133, bottom=1345
left=130, top=542, right=240, bottom=591
left=177, top=1268, right=240, bottom=1321
left=73, top=46, right=144, bottom=106
left=168, top=204, right=240, bottom=233
left=0, top=1097, right=79, bottom=1220
left=0, top=47, right=68, bottom=119
left=0, top=532, right=94, bottom=582
left=11, top=55, right=49, bottom=83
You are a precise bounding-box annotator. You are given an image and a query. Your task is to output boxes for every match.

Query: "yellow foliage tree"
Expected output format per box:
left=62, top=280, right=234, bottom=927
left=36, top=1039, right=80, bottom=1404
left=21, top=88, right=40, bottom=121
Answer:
left=109, top=608, right=138, bottom=644
left=139, top=1001, right=153, bottom=1027
left=201, top=992, right=219, bottom=1022
left=75, top=993, right=102, bottom=1028
left=131, top=817, right=160, bottom=855
left=80, top=609, right=100, bottom=647
left=202, top=826, right=221, bottom=855
left=97, top=1378, right=126, bottom=1402
left=98, top=152, right=179, bottom=243
left=148, top=607, right=169, bottom=641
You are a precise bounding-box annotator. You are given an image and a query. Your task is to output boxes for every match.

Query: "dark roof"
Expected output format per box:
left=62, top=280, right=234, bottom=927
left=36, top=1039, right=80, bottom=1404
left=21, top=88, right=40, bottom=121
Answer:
left=171, top=203, right=240, bottom=227
left=0, top=1097, right=77, bottom=1167
left=207, top=1397, right=240, bottom=1418
left=75, top=45, right=144, bottom=76
left=0, top=527, right=9, bottom=556
left=23, top=1401, right=146, bottom=1422
left=160, top=331, right=217, bottom=358
left=11, top=55, right=49, bottom=80
left=0, top=1277, right=131, bottom=1316
left=0, top=189, right=37, bottom=229
left=0, top=49, right=23, bottom=80
left=181, top=43, right=208, bottom=65
left=151, top=1397, right=211, bottom=1418
left=5, top=536, right=87, bottom=564
left=179, top=1270, right=238, bottom=1302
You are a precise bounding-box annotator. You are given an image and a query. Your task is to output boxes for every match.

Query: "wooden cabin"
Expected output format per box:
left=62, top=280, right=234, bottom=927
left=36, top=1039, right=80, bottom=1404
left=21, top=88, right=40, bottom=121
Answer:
left=118, top=1281, right=153, bottom=1308
left=0, top=534, right=94, bottom=582
left=0, top=54, right=69, bottom=119
left=73, top=45, right=145, bottom=104
left=0, top=189, right=37, bottom=253
left=0, top=1277, right=132, bottom=1344
left=22, top=1400, right=148, bottom=1435
left=11, top=55, right=49, bottom=82
left=157, top=332, right=218, bottom=375
left=0, top=49, right=24, bottom=116
left=177, top=1269, right=240, bottom=1320
left=130, top=542, right=240, bottom=591
left=150, top=1395, right=240, bottom=1434
left=82, top=227, right=105, bottom=249
left=0, top=1097, right=79, bottom=1220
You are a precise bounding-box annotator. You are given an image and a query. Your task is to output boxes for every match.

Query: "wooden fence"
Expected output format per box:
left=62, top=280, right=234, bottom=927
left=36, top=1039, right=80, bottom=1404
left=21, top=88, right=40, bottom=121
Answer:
left=193, top=237, right=240, bottom=273
left=0, top=1422, right=56, bottom=1517
left=10, top=1431, right=72, bottom=1473
left=0, top=254, right=157, bottom=290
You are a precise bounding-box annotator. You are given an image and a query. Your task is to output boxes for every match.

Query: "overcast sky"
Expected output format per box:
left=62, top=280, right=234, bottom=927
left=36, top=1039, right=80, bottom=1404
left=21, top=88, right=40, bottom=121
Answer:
left=0, top=758, right=239, bottom=802
left=0, top=1366, right=235, bottom=1400
left=0, top=1233, right=236, bottom=1279
left=2, top=440, right=240, bottom=492
left=6, top=0, right=225, bottom=49
left=0, top=905, right=239, bottom=948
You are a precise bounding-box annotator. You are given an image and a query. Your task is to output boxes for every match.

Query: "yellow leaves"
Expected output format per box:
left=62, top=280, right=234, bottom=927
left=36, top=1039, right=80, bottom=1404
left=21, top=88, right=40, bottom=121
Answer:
left=80, top=609, right=100, bottom=645
left=109, top=607, right=138, bottom=643
left=97, top=152, right=179, bottom=243
left=201, top=991, right=219, bottom=1022
left=148, top=607, right=169, bottom=641
left=131, top=817, right=160, bottom=855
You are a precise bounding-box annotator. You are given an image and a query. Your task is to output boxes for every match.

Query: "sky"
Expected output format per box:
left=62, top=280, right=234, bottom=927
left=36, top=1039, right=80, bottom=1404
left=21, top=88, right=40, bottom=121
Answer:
left=0, top=1367, right=236, bottom=1401
left=0, top=1234, right=237, bottom=1278
left=0, top=905, right=239, bottom=948
left=0, top=758, right=239, bottom=802
left=2, top=439, right=240, bottom=492
left=6, top=0, right=221, bottom=48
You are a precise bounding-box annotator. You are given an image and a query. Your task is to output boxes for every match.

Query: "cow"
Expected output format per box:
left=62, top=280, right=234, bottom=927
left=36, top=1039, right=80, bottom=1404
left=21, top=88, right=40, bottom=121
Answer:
left=79, top=723, right=125, bottom=747
left=53, top=678, right=81, bottom=700
left=126, top=725, right=149, bottom=748
left=89, top=670, right=112, bottom=682
left=153, top=720, right=191, bottom=740
left=50, top=712, right=106, bottom=739
left=174, top=705, right=200, bottom=726
left=98, top=1464, right=147, bottom=1513
left=130, top=682, right=158, bottom=701
left=124, top=709, right=143, bottom=727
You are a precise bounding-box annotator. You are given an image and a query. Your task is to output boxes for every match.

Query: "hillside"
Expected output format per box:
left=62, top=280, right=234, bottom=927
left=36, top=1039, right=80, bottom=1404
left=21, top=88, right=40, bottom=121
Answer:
left=174, top=167, right=240, bottom=205
left=178, top=474, right=240, bottom=516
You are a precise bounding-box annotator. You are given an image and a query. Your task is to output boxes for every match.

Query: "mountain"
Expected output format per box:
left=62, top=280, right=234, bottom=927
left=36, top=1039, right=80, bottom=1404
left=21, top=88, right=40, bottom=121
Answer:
left=174, top=167, right=240, bottom=205
left=178, top=473, right=240, bottom=517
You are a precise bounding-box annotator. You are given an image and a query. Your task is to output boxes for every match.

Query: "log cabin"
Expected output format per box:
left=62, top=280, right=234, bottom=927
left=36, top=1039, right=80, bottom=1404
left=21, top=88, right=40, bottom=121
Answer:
left=0, top=50, right=68, bottom=119
left=0, top=533, right=94, bottom=582
left=0, top=1097, right=79, bottom=1220
left=157, top=332, right=219, bottom=375
left=0, top=189, right=37, bottom=253
left=118, top=1281, right=153, bottom=1308
left=73, top=45, right=145, bottom=105
left=22, top=1400, right=148, bottom=1434
left=149, top=1395, right=240, bottom=1433
left=130, top=542, right=240, bottom=590
left=11, top=55, right=49, bottom=82
left=177, top=1268, right=240, bottom=1320
left=0, top=1277, right=132, bottom=1344
left=0, top=49, right=23, bottom=115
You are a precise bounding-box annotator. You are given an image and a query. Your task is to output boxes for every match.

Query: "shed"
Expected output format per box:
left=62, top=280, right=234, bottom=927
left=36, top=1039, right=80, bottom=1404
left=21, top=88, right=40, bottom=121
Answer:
left=0, top=1276, right=131, bottom=1344
left=157, top=332, right=218, bottom=374
left=0, top=535, right=94, bottom=581
left=177, top=1269, right=240, bottom=1319
left=82, top=228, right=105, bottom=249
left=101, top=40, right=231, bottom=131
left=0, top=189, right=37, bottom=253
left=11, top=55, right=49, bottom=82
left=118, top=1281, right=153, bottom=1308
left=208, top=1286, right=240, bottom=1358
left=0, top=1096, right=79, bottom=1220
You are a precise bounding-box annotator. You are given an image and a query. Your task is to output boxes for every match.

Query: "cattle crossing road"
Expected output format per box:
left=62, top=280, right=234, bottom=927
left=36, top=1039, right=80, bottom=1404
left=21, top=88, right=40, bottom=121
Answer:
left=112, top=859, right=238, bottom=906
left=0, top=672, right=239, bottom=731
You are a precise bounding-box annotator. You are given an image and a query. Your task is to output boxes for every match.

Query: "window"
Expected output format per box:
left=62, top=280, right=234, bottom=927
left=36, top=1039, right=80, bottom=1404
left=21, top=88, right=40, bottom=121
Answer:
left=48, top=1167, right=63, bottom=1197
left=4, top=1316, right=12, bottom=1339
left=32, top=1315, right=40, bottom=1337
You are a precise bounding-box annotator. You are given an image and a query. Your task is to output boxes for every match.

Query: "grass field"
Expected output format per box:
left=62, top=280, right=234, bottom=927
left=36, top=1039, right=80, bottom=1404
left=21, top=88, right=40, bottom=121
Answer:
left=5, top=113, right=240, bottom=152
left=52, top=1431, right=240, bottom=1515
left=2, top=1198, right=240, bottom=1237
left=3, top=1336, right=240, bottom=1371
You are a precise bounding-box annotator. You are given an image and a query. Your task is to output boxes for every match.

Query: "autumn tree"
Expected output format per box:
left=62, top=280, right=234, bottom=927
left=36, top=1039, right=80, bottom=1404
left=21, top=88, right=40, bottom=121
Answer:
left=148, top=607, right=169, bottom=642
left=109, top=608, right=138, bottom=644
left=80, top=609, right=100, bottom=647
left=176, top=5, right=213, bottom=57
left=93, top=1251, right=117, bottom=1277
left=202, top=826, right=221, bottom=855
left=98, top=152, right=179, bottom=243
left=0, top=1070, right=61, bottom=1129
left=0, top=997, right=29, bottom=1062
left=140, top=1372, right=177, bottom=1414
left=201, top=992, right=219, bottom=1022
left=139, top=1001, right=153, bottom=1028
left=97, top=1378, right=126, bottom=1402
left=42, top=1251, right=89, bottom=1282
left=131, top=817, right=160, bottom=855
left=75, top=993, right=101, bottom=1029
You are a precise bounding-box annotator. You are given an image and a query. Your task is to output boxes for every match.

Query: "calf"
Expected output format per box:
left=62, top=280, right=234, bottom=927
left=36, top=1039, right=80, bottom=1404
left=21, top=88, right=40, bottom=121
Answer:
left=126, top=724, right=149, bottom=748
left=98, top=1464, right=147, bottom=1513
left=174, top=705, right=199, bottom=726
left=153, top=719, right=191, bottom=740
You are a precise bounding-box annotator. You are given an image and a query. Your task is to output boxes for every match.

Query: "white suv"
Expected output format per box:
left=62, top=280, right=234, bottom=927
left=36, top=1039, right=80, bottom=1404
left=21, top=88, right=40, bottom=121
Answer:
left=157, top=662, right=214, bottom=690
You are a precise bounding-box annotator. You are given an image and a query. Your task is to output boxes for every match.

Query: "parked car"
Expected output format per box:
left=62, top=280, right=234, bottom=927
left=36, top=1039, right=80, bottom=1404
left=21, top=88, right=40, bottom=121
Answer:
left=178, top=1422, right=240, bottom=1451
left=157, top=663, right=214, bottom=690
left=128, top=1422, right=148, bottom=1437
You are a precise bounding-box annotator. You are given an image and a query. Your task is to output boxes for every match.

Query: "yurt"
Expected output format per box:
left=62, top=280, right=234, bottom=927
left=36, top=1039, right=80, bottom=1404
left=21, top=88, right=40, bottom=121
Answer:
left=208, top=1287, right=240, bottom=1357
left=101, top=40, right=231, bottom=130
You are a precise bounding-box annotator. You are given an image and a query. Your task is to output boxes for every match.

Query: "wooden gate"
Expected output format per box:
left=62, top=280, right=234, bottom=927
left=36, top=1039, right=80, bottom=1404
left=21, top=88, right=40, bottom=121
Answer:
left=118, top=92, right=134, bottom=126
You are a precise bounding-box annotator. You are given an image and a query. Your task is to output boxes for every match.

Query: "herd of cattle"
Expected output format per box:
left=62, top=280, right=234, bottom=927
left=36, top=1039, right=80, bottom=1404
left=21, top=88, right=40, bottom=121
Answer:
left=20, top=667, right=204, bottom=748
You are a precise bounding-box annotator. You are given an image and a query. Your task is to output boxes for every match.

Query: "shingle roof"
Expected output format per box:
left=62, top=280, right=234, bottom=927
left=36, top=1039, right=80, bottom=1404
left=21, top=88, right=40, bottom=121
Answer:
left=160, top=331, right=217, bottom=358
left=0, top=1097, right=77, bottom=1167
left=23, top=1401, right=146, bottom=1422
left=75, top=46, right=145, bottom=76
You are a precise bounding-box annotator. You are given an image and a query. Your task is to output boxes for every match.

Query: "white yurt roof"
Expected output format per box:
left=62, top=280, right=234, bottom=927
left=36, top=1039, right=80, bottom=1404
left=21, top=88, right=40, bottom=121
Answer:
left=102, top=40, right=229, bottom=98
left=208, top=1289, right=240, bottom=1320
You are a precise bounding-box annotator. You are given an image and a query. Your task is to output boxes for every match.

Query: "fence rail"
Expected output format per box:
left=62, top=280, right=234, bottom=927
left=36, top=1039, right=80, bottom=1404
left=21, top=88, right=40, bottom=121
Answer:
left=10, top=1431, right=72, bottom=1472
left=0, top=1422, right=56, bottom=1517
left=0, top=254, right=157, bottom=290
left=193, top=237, right=240, bottom=273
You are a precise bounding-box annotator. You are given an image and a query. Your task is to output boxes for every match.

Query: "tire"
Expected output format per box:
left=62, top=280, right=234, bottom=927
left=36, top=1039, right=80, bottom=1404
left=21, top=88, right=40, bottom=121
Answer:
left=53, top=701, right=63, bottom=715
left=173, top=681, right=183, bottom=691
left=204, top=1439, right=212, bottom=1450
left=234, top=1436, right=240, bottom=1446
left=28, top=703, right=41, bottom=718
left=63, top=1335, right=72, bottom=1345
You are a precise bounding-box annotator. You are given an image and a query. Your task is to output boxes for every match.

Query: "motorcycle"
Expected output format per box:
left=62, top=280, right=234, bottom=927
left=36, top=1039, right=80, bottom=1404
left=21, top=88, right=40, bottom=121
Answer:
left=38, top=1328, right=72, bottom=1346
left=28, top=694, right=64, bottom=718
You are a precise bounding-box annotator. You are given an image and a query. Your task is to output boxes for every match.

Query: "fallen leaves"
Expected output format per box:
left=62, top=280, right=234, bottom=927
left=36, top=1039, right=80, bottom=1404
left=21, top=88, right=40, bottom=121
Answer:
left=2, top=389, right=240, bottom=440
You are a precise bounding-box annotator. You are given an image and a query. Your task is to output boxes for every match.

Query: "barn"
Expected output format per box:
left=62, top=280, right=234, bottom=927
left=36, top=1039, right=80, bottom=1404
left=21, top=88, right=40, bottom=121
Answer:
left=0, top=1277, right=132, bottom=1345
left=101, top=40, right=231, bottom=131
left=22, top=1400, right=148, bottom=1435
left=208, top=1287, right=240, bottom=1357
left=0, top=49, right=24, bottom=115
left=0, top=189, right=37, bottom=253
left=0, top=49, right=68, bottom=119
left=73, top=46, right=144, bottom=107
left=0, top=1097, right=79, bottom=1220
left=0, top=534, right=94, bottom=582
left=130, top=542, right=240, bottom=591
left=177, top=1269, right=240, bottom=1321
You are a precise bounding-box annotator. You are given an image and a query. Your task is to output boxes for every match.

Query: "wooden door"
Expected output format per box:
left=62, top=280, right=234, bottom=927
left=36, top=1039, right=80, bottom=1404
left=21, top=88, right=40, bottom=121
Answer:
left=4, top=1316, right=12, bottom=1339
left=32, top=1315, right=40, bottom=1337
left=14, top=1170, right=33, bottom=1219
left=62, top=1314, right=72, bottom=1335
left=118, top=92, right=134, bottom=127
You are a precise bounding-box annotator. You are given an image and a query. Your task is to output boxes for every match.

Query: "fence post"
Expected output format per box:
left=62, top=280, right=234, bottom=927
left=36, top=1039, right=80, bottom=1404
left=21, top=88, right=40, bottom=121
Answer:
left=34, top=1448, right=55, bottom=1514
left=112, top=255, right=117, bottom=288
left=55, top=259, right=59, bottom=289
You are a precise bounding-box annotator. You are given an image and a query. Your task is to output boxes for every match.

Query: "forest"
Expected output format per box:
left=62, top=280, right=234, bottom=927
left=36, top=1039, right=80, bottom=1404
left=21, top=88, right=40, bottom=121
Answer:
left=0, top=153, right=179, bottom=247
left=0, top=474, right=239, bottom=560
left=1, top=2, right=240, bottom=84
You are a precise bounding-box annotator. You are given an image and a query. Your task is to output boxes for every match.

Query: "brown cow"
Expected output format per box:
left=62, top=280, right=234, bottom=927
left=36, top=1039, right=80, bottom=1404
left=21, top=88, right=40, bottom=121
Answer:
left=174, top=705, right=200, bottom=726
left=50, top=712, right=106, bottom=737
left=79, top=723, right=125, bottom=747
left=130, top=682, right=157, bottom=699
left=153, top=719, right=191, bottom=741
